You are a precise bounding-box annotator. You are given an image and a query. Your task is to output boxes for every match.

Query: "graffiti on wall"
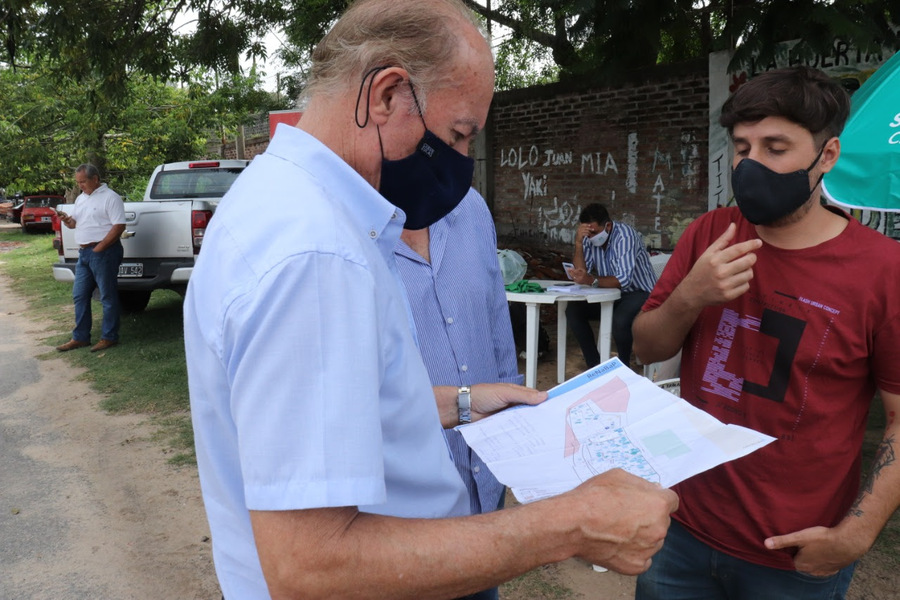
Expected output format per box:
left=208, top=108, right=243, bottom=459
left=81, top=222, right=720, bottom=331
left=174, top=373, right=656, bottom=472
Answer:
left=680, top=132, right=701, bottom=191
left=849, top=209, right=900, bottom=241
left=538, top=196, right=583, bottom=245
left=501, top=144, right=618, bottom=244
left=626, top=133, right=639, bottom=194
left=500, top=145, right=618, bottom=203
left=501, top=131, right=701, bottom=246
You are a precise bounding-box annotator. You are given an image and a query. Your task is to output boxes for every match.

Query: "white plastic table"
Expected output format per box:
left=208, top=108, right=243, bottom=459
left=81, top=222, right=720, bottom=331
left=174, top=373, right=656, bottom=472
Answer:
left=506, top=280, right=621, bottom=388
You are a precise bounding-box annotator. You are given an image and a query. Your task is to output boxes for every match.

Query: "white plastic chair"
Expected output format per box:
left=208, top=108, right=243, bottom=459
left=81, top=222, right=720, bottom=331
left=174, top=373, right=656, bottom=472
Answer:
left=649, top=253, right=671, bottom=279
left=655, top=377, right=681, bottom=397
left=643, top=349, right=682, bottom=382
left=637, top=253, right=677, bottom=379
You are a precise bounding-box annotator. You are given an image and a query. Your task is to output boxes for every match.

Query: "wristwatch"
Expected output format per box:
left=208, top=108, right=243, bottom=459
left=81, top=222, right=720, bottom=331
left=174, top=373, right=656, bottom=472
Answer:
left=457, top=386, right=472, bottom=424
left=591, top=277, right=599, bottom=288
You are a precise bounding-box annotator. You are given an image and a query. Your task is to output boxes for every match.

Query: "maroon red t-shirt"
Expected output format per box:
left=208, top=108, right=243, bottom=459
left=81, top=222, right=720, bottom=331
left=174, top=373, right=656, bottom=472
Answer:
left=644, top=206, right=900, bottom=569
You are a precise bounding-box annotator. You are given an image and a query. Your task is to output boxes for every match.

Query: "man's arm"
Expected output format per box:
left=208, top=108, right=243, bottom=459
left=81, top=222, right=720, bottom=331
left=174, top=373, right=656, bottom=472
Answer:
left=571, top=222, right=590, bottom=273
left=93, top=224, right=126, bottom=252
left=568, top=223, right=616, bottom=287
left=632, top=223, right=761, bottom=364
left=765, top=389, right=900, bottom=576
left=434, top=383, right=547, bottom=428
left=251, top=468, right=678, bottom=600
left=56, top=210, right=76, bottom=229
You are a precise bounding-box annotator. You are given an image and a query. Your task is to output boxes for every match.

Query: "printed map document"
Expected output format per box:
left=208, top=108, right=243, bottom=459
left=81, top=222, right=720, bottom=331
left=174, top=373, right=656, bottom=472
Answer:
left=458, top=358, right=775, bottom=503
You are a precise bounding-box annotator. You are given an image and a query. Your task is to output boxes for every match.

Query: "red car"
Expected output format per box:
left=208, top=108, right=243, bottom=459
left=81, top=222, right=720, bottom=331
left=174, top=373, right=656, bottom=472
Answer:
left=20, top=195, right=66, bottom=233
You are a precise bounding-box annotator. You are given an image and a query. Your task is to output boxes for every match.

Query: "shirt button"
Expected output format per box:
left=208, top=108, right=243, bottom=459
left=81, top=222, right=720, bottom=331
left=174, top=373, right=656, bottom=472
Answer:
left=369, top=230, right=377, bottom=239
left=473, top=466, right=480, bottom=474
left=446, top=317, right=454, bottom=324
left=461, top=365, right=468, bottom=372
left=391, top=212, right=398, bottom=219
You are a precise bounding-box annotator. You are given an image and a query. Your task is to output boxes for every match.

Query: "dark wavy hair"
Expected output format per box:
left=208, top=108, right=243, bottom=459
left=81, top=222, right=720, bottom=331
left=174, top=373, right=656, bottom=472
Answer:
left=579, top=203, right=610, bottom=225
left=719, top=66, right=851, bottom=144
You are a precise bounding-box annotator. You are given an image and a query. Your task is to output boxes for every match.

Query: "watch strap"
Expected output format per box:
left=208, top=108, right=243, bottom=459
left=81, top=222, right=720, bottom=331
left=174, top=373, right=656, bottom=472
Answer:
left=457, top=386, right=472, bottom=424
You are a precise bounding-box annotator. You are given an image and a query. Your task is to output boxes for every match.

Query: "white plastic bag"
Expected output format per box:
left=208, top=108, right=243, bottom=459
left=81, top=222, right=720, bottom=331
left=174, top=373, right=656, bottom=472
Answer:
left=496, top=249, right=527, bottom=285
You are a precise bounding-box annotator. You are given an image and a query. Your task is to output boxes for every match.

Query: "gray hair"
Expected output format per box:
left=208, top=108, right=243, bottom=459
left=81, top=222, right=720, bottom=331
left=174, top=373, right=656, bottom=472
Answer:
left=75, top=164, right=101, bottom=180
left=301, top=0, right=485, bottom=109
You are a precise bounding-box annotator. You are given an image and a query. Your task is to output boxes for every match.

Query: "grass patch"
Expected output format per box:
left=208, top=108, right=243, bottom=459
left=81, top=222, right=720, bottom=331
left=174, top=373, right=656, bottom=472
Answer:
left=152, top=414, right=198, bottom=467
left=0, top=229, right=195, bottom=464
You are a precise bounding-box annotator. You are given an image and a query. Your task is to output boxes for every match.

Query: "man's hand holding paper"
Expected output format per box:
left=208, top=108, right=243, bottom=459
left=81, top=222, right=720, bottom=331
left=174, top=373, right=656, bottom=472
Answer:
left=556, top=469, right=678, bottom=574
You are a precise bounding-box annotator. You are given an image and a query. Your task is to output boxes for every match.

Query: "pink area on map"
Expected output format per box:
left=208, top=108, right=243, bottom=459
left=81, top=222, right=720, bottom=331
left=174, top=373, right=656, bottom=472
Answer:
left=563, top=376, right=631, bottom=457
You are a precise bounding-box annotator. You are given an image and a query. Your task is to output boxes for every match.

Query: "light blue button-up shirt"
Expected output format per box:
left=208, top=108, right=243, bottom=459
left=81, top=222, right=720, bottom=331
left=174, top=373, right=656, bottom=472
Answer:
left=184, top=124, right=469, bottom=599
left=395, top=188, right=523, bottom=514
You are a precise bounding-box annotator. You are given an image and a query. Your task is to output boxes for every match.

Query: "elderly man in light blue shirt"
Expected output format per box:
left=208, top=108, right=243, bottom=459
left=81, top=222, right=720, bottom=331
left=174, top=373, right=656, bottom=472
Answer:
left=186, top=124, right=475, bottom=597
left=183, top=1, right=677, bottom=598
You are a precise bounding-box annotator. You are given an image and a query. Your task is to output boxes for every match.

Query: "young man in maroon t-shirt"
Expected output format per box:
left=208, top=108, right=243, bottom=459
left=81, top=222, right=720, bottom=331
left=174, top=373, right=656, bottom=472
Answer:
left=633, top=66, right=900, bottom=599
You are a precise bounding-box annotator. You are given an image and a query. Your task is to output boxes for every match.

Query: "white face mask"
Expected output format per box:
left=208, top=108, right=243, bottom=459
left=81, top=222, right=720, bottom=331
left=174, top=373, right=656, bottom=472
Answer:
left=589, top=226, right=610, bottom=247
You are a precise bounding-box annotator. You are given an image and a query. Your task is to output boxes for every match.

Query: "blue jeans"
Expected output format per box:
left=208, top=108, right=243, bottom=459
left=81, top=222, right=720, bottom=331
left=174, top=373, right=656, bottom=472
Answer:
left=72, top=242, right=123, bottom=343
left=635, top=520, right=856, bottom=600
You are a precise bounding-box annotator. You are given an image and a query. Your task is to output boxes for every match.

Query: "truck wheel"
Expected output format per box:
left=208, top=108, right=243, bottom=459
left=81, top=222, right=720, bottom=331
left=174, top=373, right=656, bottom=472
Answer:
left=118, top=290, right=152, bottom=313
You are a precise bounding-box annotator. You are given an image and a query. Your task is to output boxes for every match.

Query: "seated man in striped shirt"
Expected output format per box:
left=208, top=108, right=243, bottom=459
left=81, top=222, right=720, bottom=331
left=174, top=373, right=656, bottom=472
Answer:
left=565, top=203, right=657, bottom=369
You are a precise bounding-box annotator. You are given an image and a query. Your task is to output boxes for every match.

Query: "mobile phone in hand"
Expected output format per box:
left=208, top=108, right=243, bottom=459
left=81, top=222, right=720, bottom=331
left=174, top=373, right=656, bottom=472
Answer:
left=562, top=262, right=574, bottom=280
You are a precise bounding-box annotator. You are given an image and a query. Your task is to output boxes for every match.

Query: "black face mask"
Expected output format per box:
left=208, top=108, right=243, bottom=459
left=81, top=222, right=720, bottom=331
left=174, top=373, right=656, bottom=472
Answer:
left=731, top=147, right=825, bottom=226
left=356, top=66, right=474, bottom=230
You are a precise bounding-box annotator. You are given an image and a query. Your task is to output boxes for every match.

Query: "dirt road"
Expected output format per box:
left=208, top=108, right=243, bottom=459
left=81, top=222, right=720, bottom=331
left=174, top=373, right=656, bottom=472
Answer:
left=0, top=273, right=220, bottom=599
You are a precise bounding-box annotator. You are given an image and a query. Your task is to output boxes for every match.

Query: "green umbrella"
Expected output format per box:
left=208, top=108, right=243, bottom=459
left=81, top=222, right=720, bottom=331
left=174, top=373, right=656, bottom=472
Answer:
left=823, top=51, right=900, bottom=212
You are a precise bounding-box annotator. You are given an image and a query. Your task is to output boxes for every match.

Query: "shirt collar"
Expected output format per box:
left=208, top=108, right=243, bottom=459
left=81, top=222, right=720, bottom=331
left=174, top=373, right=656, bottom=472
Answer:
left=266, top=123, right=402, bottom=259
left=391, top=186, right=469, bottom=268
left=83, top=183, right=107, bottom=197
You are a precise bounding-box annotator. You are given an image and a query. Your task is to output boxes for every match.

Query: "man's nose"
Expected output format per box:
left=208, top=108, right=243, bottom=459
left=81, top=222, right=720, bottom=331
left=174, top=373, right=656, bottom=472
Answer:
left=746, top=148, right=765, bottom=162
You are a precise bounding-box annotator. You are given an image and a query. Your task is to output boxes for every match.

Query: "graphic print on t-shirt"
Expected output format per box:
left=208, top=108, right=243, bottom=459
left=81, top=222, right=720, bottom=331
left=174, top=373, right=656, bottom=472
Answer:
left=700, top=290, right=839, bottom=405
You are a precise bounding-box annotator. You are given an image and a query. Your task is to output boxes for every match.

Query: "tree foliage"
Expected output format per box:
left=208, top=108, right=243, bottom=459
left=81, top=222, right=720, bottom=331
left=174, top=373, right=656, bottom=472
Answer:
left=269, top=0, right=900, bottom=88
left=2, top=0, right=897, bottom=195
left=0, top=1, right=291, bottom=194
left=462, top=0, right=900, bottom=79
left=0, top=65, right=189, bottom=197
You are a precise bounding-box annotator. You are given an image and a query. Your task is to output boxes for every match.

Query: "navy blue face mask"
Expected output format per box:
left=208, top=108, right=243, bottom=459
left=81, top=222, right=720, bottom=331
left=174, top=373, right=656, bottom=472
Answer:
left=731, top=146, right=825, bottom=226
left=356, top=66, right=474, bottom=230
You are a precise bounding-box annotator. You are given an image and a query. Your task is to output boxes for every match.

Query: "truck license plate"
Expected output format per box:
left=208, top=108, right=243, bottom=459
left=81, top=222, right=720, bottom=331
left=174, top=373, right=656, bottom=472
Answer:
left=40, top=216, right=52, bottom=222
left=119, top=263, right=143, bottom=278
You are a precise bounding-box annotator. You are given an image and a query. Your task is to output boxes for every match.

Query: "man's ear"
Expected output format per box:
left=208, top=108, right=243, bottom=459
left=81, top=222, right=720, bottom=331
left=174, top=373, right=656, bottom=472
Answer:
left=367, top=67, right=410, bottom=127
left=819, top=136, right=841, bottom=174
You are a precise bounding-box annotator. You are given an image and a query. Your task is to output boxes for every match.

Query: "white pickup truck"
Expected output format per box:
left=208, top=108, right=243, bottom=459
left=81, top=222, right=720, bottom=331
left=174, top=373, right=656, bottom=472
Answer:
left=52, top=159, right=250, bottom=312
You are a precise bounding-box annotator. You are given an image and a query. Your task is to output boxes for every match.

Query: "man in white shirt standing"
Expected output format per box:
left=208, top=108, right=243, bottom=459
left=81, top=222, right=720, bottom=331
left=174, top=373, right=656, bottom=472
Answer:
left=56, top=163, right=126, bottom=352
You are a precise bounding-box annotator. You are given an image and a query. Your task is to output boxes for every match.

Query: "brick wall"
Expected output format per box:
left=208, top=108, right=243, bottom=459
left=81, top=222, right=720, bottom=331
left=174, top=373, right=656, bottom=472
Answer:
left=488, top=59, right=709, bottom=253
left=219, top=135, right=270, bottom=160
left=212, top=114, right=271, bottom=160
left=214, top=62, right=714, bottom=254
